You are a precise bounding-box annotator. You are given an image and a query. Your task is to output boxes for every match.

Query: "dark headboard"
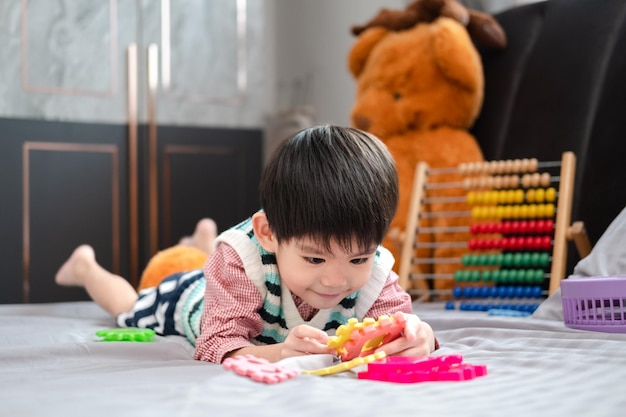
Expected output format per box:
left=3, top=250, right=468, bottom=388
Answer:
left=471, top=0, right=626, bottom=262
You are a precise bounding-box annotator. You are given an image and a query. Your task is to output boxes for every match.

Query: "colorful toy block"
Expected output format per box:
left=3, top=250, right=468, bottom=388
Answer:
left=357, top=354, right=487, bottom=383
left=327, top=313, right=407, bottom=361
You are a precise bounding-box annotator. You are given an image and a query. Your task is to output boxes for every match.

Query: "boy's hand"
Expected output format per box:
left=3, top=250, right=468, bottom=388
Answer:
left=374, top=311, right=435, bottom=357
left=281, top=324, right=332, bottom=359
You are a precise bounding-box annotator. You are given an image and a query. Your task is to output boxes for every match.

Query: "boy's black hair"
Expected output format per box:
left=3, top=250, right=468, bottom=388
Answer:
left=259, top=124, right=399, bottom=252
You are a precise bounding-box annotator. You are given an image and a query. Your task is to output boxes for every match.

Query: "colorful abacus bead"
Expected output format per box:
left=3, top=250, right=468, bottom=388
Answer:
left=459, top=302, right=540, bottom=313
left=469, top=236, right=552, bottom=251
left=453, top=285, right=543, bottom=299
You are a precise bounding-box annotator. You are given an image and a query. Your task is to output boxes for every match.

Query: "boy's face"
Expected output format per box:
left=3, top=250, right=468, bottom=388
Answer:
left=274, top=237, right=377, bottom=309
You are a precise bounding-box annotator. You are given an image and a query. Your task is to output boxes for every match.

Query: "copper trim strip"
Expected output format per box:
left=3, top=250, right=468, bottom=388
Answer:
left=127, top=43, right=139, bottom=286
left=22, top=142, right=120, bottom=303
left=20, top=0, right=118, bottom=96
left=147, top=44, right=160, bottom=256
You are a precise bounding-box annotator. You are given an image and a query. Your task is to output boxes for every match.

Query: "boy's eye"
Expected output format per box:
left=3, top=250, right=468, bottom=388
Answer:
left=305, top=257, right=325, bottom=264
left=350, top=257, right=369, bottom=265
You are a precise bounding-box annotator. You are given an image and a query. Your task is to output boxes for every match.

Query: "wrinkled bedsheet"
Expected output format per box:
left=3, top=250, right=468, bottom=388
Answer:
left=1, top=299, right=625, bottom=417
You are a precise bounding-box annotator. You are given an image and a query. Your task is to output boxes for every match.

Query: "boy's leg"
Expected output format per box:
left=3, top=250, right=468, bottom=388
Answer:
left=55, top=245, right=138, bottom=317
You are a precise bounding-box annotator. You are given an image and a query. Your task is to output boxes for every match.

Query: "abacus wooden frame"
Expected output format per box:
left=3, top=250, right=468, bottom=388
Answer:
left=398, top=151, right=579, bottom=297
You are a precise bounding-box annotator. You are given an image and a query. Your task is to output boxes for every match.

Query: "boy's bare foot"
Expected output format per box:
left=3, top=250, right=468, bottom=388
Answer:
left=179, top=218, right=218, bottom=255
left=55, top=245, right=96, bottom=287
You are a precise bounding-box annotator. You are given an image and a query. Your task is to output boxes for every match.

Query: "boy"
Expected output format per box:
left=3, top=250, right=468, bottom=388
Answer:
left=56, top=125, right=437, bottom=363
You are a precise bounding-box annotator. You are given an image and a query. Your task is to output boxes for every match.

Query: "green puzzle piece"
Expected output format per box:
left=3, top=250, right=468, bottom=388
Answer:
left=96, top=328, right=156, bottom=342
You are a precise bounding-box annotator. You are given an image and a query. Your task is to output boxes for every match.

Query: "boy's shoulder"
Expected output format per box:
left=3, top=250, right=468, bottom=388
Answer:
left=214, top=217, right=270, bottom=291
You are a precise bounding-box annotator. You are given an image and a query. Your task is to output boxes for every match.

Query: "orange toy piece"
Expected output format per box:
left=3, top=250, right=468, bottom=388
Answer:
left=328, top=313, right=407, bottom=362
left=137, top=245, right=207, bottom=291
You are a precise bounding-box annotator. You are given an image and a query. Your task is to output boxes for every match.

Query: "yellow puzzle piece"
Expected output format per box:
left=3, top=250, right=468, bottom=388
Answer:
left=302, top=351, right=387, bottom=376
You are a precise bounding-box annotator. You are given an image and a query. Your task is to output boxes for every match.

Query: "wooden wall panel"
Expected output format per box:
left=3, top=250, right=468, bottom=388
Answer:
left=0, top=118, right=262, bottom=304
left=24, top=142, right=120, bottom=303
left=154, top=125, right=263, bottom=253
left=0, top=118, right=129, bottom=304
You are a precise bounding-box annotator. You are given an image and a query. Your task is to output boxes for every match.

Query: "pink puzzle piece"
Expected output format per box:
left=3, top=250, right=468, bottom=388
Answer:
left=222, top=354, right=299, bottom=384
left=357, top=355, right=487, bottom=383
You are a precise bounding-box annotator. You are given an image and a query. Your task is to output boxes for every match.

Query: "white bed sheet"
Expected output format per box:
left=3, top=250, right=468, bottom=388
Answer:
left=1, top=298, right=625, bottom=417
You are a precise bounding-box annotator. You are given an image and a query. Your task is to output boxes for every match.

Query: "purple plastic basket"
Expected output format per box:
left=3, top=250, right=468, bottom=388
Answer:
left=561, top=276, right=626, bottom=333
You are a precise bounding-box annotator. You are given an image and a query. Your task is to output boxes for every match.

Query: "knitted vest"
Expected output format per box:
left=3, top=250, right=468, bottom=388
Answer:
left=215, top=216, right=394, bottom=345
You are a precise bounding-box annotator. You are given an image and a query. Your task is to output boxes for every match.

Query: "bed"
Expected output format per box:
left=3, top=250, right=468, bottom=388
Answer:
left=2, top=294, right=625, bottom=417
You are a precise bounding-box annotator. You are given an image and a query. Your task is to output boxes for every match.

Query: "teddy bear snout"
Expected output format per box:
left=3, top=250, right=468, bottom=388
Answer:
left=353, top=115, right=371, bottom=131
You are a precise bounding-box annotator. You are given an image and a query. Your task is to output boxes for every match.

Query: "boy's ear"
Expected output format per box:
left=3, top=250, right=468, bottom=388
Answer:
left=252, top=211, right=278, bottom=252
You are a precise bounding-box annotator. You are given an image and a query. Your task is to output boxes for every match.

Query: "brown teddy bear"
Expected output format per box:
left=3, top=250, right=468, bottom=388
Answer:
left=348, top=0, right=505, bottom=295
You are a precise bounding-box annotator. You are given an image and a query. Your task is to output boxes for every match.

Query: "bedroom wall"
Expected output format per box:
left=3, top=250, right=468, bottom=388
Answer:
left=0, top=0, right=268, bottom=127
left=0, top=0, right=542, bottom=303
left=0, top=0, right=267, bottom=303
left=0, top=0, right=542, bottom=132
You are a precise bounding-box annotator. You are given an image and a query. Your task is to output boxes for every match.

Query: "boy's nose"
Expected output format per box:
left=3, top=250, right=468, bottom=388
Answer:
left=320, top=270, right=347, bottom=287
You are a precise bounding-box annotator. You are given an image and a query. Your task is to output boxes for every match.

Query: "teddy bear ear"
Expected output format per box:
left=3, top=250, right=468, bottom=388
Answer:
left=431, top=17, right=484, bottom=92
left=439, top=0, right=470, bottom=26
left=351, top=8, right=421, bottom=36
left=347, top=27, right=389, bottom=78
left=467, top=10, right=507, bottom=49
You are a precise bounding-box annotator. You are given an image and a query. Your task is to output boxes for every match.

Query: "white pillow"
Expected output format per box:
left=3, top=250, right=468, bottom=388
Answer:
left=533, top=205, right=626, bottom=321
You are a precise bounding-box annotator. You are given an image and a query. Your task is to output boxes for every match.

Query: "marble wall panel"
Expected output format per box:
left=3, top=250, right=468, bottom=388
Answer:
left=23, top=0, right=115, bottom=95
left=145, top=0, right=268, bottom=127
left=0, top=0, right=267, bottom=128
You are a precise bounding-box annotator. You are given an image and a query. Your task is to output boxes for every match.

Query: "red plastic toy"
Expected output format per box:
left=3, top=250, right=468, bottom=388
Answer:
left=357, top=354, right=487, bottom=383
left=223, top=353, right=487, bottom=384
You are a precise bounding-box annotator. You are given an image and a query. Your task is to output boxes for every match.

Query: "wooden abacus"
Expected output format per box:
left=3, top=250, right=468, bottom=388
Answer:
left=398, top=152, right=591, bottom=311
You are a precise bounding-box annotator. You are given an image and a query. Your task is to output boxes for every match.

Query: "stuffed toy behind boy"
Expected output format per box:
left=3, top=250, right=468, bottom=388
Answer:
left=137, top=245, right=207, bottom=291
left=348, top=0, right=505, bottom=294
